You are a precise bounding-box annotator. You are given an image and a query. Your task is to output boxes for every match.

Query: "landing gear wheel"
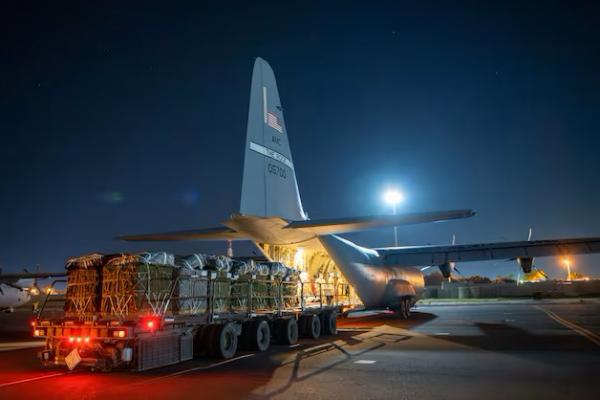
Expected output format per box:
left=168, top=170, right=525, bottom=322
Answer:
left=399, top=298, right=411, bottom=320
left=300, top=314, right=321, bottom=339
left=320, top=311, right=337, bottom=336
left=211, top=323, right=238, bottom=359
left=249, top=320, right=271, bottom=352
left=276, top=318, right=298, bottom=345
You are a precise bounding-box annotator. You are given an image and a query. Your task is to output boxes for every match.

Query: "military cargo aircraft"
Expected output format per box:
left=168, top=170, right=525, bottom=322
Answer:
left=119, top=58, right=600, bottom=317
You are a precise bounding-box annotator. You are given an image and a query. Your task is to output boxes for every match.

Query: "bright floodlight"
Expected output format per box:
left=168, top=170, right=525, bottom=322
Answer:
left=383, top=188, right=404, bottom=207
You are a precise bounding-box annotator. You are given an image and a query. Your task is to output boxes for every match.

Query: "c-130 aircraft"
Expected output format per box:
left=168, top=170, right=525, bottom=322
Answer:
left=119, top=58, right=600, bottom=318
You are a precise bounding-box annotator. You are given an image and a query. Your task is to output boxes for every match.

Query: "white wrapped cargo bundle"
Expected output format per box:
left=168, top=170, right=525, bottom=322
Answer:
left=268, top=262, right=288, bottom=277
left=139, top=252, right=175, bottom=267
left=180, top=254, right=207, bottom=270
left=205, top=255, right=232, bottom=272
left=230, top=259, right=256, bottom=276
left=255, top=263, right=270, bottom=276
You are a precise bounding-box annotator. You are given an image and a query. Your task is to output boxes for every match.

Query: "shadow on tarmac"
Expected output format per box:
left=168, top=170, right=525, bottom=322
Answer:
left=338, top=310, right=437, bottom=330
left=434, top=322, right=600, bottom=353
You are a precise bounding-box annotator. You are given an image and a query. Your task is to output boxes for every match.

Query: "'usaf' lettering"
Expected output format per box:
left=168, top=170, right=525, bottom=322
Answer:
left=268, top=163, right=286, bottom=179
left=271, top=135, right=281, bottom=145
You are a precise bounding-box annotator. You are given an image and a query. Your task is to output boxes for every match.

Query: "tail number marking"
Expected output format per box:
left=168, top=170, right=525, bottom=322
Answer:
left=268, top=163, right=287, bottom=179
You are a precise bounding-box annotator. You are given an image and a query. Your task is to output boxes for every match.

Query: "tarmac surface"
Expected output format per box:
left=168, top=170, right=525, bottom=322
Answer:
left=1, top=300, right=599, bottom=399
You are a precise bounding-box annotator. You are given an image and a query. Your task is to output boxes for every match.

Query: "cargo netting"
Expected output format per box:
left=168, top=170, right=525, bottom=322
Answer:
left=62, top=252, right=319, bottom=320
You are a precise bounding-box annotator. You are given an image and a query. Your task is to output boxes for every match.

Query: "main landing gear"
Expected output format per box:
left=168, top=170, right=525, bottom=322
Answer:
left=397, top=297, right=412, bottom=319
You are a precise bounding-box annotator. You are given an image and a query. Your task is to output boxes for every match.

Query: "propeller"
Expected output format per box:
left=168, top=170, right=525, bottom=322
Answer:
left=24, top=266, right=43, bottom=295
left=421, top=234, right=460, bottom=281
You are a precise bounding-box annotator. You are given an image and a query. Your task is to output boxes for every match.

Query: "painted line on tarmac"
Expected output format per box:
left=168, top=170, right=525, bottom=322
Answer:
left=0, top=341, right=46, bottom=352
left=0, top=372, right=68, bottom=389
left=535, top=306, right=600, bottom=346
left=337, top=328, right=372, bottom=332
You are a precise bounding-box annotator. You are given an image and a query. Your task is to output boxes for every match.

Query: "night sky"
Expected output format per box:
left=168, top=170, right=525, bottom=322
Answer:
left=2, top=1, right=600, bottom=279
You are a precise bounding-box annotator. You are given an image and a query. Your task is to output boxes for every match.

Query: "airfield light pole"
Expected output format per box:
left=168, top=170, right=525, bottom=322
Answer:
left=563, top=258, right=572, bottom=281
left=383, top=188, right=404, bottom=247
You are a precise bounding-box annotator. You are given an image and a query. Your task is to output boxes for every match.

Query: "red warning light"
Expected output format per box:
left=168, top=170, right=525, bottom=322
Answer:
left=141, top=316, right=159, bottom=332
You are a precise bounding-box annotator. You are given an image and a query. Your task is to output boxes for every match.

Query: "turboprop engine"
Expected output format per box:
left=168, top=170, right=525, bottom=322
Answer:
left=437, top=262, right=456, bottom=278
left=516, top=257, right=534, bottom=273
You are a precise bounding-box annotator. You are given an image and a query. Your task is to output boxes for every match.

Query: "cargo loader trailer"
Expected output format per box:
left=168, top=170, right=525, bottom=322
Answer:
left=33, top=252, right=346, bottom=371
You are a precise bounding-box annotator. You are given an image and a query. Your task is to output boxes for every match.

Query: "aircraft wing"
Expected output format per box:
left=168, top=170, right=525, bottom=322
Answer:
left=375, top=237, right=600, bottom=267
left=0, top=271, right=66, bottom=281
left=116, top=226, right=246, bottom=242
left=285, top=209, right=476, bottom=235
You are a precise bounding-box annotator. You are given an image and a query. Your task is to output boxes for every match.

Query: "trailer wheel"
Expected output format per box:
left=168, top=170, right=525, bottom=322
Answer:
left=250, top=320, right=271, bottom=352
left=212, top=323, right=238, bottom=359
left=277, top=318, right=298, bottom=345
left=300, top=314, right=321, bottom=339
left=320, top=311, right=337, bottom=336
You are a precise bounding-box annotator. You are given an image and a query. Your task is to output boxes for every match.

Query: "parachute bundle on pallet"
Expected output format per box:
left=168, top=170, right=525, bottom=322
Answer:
left=63, top=251, right=306, bottom=320
left=230, top=277, right=276, bottom=312
left=100, top=253, right=176, bottom=319
left=64, top=253, right=104, bottom=320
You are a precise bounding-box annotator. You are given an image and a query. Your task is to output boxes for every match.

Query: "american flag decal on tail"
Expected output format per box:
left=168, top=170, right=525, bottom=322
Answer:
left=267, top=112, right=283, bottom=133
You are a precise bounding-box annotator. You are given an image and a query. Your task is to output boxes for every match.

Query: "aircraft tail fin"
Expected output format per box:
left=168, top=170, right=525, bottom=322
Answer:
left=240, top=58, right=307, bottom=221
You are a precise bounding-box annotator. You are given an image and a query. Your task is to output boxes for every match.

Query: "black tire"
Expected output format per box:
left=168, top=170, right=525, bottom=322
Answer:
left=320, top=311, right=337, bottom=336
left=212, top=323, right=238, bottom=359
left=250, top=320, right=271, bottom=352
left=300, top=314, right=321, bottom=339
left=399, top=298, right=411, bottom=319
left=277, top=318, right=298, bottom=345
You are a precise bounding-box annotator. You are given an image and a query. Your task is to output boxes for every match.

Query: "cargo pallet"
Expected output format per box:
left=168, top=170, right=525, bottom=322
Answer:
left=33, top=254, right=347, bottom=372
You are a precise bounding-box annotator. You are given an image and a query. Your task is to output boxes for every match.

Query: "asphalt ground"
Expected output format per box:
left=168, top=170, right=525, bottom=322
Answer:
left=1, top=300, right=599, bottom=400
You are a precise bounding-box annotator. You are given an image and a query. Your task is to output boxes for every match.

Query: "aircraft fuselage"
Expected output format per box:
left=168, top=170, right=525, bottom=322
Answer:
left=0, top=283, right=31, bottom=312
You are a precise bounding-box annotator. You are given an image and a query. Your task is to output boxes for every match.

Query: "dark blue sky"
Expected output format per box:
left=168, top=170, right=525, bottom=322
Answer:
left=2, top=1, right=599, bottom=278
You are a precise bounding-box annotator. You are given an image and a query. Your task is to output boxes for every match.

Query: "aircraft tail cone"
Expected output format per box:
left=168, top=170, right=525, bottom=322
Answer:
left=318, top=235, right=382, bottom=306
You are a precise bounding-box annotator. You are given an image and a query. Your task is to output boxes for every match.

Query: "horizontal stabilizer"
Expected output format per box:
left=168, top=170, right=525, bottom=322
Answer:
left=284, top=209, right=475, bottom=235
left=116, top=226, right=245, bottom=242
left=376, top=237, right=600, bottom=267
